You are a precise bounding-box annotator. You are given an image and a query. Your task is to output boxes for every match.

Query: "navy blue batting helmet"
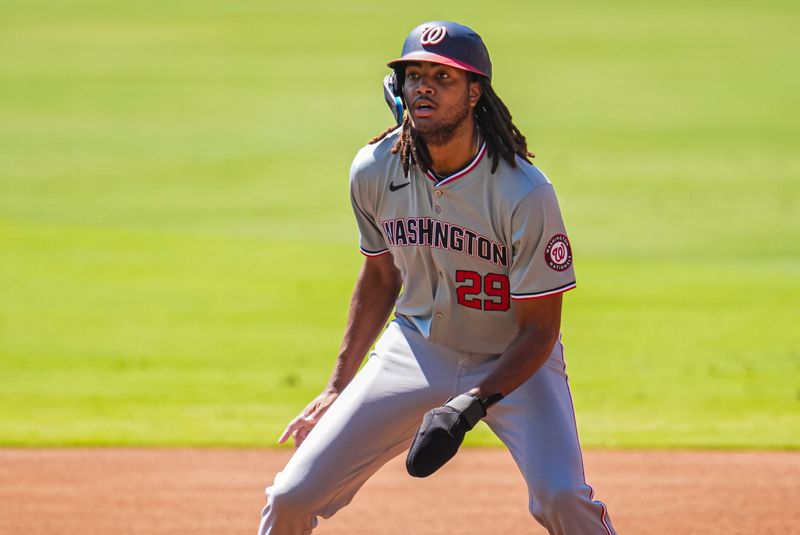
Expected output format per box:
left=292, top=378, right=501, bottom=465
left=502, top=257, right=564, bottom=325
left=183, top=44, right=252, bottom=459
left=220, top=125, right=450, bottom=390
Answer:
left=387, top=21, right=492, bottom=81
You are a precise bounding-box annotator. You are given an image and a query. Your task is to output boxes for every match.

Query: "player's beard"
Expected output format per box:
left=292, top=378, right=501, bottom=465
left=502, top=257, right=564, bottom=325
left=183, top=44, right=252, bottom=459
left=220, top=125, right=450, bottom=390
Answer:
left=410, top=90, right=472, bottom=147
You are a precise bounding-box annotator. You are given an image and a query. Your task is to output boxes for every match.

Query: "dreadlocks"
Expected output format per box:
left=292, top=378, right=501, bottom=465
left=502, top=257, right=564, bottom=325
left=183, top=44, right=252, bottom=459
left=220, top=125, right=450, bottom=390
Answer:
left=369, top=76, right=534, bottom=177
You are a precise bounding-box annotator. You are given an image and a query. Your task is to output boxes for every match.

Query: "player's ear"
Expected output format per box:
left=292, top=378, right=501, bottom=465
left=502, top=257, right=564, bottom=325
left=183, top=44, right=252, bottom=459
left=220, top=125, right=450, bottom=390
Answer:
left=468, top=77, right=482, bottom=108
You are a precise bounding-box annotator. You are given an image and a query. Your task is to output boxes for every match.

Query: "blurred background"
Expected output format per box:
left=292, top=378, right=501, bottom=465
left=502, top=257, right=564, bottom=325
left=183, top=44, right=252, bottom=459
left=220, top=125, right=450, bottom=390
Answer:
left=1, top=0, right=798, bottom=448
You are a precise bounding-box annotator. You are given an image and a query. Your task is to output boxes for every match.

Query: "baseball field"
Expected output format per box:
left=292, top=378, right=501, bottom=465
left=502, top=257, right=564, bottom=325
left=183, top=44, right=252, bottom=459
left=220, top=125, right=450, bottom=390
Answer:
left=1, top=0, right=798, bottom=533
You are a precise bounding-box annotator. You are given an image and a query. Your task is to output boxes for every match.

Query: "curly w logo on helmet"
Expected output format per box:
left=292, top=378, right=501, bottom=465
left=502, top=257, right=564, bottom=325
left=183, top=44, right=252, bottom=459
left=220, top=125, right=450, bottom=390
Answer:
left=420, top=26, right=447, bottom=45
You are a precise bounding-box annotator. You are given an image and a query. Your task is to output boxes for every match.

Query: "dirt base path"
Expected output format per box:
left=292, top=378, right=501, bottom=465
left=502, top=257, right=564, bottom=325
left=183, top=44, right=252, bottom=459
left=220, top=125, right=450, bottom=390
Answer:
left=1, top=448, right=798, bottom=534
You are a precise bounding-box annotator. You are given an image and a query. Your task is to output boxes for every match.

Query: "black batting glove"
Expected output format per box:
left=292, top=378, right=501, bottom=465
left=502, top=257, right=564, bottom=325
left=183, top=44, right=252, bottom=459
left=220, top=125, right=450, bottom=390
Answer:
left=405, top=393, right=489, bottom=478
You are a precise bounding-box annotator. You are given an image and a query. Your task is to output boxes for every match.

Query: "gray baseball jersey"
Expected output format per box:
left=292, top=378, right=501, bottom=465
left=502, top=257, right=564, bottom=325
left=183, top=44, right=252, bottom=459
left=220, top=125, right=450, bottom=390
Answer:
left=350, top=129, right=576, bottom=355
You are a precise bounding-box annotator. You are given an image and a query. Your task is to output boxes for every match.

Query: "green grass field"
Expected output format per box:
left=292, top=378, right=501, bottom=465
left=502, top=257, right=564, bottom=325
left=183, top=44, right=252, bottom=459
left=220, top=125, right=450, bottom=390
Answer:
left=1, top=0, right=798, bottom=448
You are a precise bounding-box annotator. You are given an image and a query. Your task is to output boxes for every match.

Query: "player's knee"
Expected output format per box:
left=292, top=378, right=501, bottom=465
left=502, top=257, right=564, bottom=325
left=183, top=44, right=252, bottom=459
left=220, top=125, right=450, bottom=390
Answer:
left=532, top=484, right=587, bottom=521
left=266, top=482, right=316, bottom=516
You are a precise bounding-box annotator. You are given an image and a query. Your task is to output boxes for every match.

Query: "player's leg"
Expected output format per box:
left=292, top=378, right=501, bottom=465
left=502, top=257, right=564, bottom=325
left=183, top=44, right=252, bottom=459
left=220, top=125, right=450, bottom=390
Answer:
left=259, top=321, right=454, bottom=535
left=461, top=339, right=616, bottom=535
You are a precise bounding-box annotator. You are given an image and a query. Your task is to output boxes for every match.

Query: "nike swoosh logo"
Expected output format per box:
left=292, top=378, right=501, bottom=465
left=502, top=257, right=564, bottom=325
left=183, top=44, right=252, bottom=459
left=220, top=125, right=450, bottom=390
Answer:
left=389, top=181, right=411, bottom=192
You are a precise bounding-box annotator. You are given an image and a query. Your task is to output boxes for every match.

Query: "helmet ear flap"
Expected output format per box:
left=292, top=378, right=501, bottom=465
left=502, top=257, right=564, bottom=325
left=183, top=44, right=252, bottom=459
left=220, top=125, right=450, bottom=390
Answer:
left=383, top=71, right=405, bottom=126
left=393, top=67, right=406, bottom=97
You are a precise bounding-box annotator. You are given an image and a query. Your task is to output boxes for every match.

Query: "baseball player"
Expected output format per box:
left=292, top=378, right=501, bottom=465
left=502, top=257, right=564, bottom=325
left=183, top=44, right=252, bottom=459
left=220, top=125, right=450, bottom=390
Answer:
left=258, top=21, right=616, bottom=535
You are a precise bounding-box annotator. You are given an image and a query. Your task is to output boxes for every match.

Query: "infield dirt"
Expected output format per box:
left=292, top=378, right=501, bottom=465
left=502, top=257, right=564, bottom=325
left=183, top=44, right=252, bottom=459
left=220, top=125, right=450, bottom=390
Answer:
left=2, top=448, right=798, bottom=534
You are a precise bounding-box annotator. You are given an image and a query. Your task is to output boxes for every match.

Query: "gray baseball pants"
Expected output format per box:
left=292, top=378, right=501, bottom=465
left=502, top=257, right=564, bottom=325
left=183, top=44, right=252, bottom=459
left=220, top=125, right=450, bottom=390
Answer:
left=258, top=320, right=615, bottom=535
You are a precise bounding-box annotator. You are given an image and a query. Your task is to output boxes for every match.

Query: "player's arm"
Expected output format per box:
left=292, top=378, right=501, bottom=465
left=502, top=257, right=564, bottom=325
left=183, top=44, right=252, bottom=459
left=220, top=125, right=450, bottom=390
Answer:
left=278, top=253, right=401, bottom=447
left=468, top=293, right=562, bottom=400
left=329, top=253, right=401, bottom=392
left=471, top=183, right=571, bottom=400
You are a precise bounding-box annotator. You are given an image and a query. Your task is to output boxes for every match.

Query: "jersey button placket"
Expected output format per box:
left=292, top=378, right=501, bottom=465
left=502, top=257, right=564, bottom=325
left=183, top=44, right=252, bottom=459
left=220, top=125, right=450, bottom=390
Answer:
left=433, top=189, right=443, bottom=213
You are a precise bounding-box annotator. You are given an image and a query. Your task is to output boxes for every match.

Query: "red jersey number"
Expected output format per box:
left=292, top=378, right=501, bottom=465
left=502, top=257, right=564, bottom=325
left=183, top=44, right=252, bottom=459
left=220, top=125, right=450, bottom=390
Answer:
left=455, top=270, right=510, bottom=312
left=455, top=270, right=482, bottom=310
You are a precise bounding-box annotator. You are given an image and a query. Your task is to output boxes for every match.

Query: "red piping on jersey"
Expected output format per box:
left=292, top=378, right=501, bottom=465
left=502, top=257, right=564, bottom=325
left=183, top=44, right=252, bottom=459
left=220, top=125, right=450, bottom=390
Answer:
left=425, top=143, right=486, bottom=186
left=359, top=248, right=390, bottom=257
left=511, top=281, right=577, bottom=300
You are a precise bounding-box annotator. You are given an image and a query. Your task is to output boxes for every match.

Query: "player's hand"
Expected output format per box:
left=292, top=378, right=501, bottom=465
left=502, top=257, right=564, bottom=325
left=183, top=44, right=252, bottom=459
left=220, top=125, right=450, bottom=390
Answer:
left=405, top=393, right=487, bottom=477
left=278, top=389, right=340, bottom=448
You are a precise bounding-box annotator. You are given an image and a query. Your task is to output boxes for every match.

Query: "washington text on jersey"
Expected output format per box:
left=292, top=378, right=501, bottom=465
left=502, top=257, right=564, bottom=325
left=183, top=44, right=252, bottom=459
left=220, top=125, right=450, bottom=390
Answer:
left=379, top=217, right=508, bottom=267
